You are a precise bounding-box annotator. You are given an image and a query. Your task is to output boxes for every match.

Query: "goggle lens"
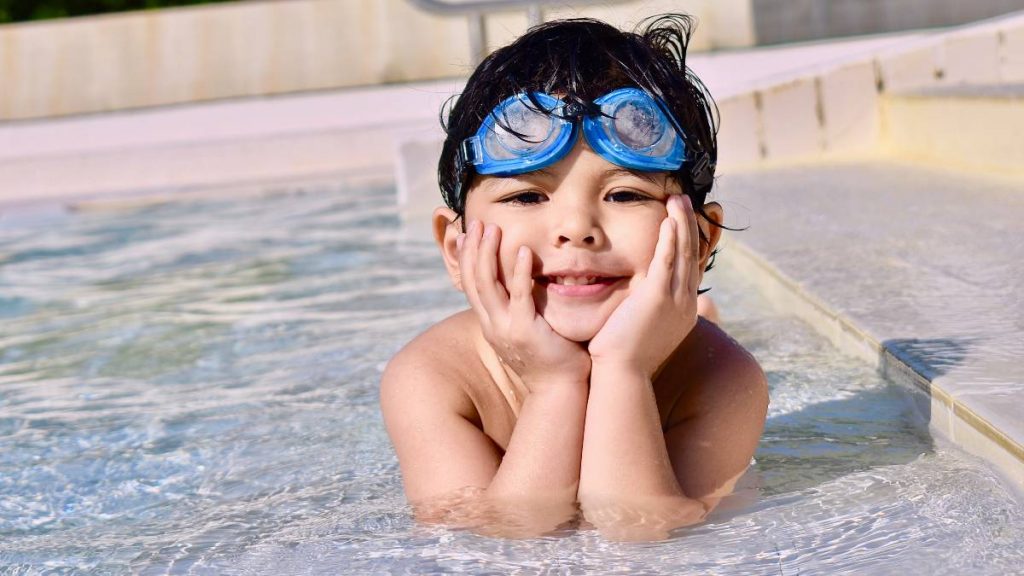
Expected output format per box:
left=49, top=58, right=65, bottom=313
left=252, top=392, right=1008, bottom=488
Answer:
left=486, top=100, right=557, bottom=159
left=610, top=99, right=665, bottom=150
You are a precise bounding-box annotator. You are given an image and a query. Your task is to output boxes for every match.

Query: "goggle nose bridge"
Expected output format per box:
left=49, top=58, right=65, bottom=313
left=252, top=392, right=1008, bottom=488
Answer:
left=558, top=100, right=603, bottom=121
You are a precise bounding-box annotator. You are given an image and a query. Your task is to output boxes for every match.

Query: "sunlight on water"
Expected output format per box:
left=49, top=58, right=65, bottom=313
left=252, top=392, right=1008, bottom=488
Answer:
left=0, top=185, right=1021, bottom=574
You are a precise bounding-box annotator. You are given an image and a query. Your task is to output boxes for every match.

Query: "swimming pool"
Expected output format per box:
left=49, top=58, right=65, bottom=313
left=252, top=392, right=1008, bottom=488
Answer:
left=1, top=184, right=1022, bottom=574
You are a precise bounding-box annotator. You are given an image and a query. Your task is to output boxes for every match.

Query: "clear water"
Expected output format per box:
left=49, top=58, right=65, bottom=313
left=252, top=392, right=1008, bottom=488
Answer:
left=0, top=185, right=1021, bottom=574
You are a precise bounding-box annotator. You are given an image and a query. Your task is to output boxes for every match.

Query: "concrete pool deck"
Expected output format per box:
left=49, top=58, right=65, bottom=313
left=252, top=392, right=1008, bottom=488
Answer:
left=714, top=160, right=1024, bottom=490
left=1, top=16, right=1022, bottom=490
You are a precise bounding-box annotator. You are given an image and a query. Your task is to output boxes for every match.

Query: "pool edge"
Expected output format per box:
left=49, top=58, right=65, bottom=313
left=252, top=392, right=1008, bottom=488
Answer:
left=724, top=235, right=1024, bottom=493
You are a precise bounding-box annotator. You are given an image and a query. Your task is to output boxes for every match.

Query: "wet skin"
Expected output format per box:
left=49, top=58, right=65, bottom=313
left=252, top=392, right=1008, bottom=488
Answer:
left=457, top=140, right=685, bottom=344
left=381, top=139, right=768, bottom=540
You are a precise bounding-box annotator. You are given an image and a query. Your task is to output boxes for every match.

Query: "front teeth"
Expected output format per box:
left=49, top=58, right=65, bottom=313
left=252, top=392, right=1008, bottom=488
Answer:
left=551, top=276, right=598, bottom=285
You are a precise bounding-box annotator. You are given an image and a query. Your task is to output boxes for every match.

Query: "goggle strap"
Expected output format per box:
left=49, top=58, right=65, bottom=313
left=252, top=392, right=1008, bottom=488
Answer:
left=459, top=137, right=484, bottom=167
left=689, top=150, right=714, bottom=189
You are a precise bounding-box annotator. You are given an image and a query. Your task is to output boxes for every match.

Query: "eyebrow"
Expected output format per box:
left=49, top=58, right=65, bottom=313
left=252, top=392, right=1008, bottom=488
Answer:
left=603, top=167, right=663, bottom=185
left=479, top=169, right=555, bottom=192
left=479, top=166, right=664, bottom=195
left=527, top=168, right=556, bottom=179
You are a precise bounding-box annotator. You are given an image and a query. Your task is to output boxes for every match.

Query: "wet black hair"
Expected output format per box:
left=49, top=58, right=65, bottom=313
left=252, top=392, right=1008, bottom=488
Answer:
left=438, top=14, right=723, bottom=273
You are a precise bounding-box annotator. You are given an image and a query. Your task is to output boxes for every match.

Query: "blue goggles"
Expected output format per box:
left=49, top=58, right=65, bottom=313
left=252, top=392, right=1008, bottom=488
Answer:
left=458, top=88, right=687, bottom=177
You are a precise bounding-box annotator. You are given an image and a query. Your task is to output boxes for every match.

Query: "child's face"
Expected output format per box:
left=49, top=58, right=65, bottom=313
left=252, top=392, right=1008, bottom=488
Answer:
left=461, top=139, right=683, bottom=342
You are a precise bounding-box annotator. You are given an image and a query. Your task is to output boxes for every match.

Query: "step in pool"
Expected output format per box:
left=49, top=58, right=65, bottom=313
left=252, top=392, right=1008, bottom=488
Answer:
left=716, top=158, right=1024, bottom=490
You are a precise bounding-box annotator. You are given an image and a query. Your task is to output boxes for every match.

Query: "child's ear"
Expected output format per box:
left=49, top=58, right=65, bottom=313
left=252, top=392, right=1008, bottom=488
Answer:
left=433, top=206, right=464, bottom=291
left=696, top=201, right=724, bottom=271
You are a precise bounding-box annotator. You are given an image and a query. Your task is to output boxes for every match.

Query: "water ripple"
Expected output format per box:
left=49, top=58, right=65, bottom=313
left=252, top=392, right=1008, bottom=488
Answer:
left=0, top=184, right=1021, bottom=574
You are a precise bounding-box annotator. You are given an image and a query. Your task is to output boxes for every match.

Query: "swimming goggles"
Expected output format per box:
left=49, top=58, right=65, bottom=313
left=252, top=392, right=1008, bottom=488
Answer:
left=458, top=88, right=687, bottom=176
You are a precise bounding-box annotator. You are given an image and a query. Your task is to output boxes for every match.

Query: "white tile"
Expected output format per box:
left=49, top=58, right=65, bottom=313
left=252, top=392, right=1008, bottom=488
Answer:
left=759, top=78, right=821, bottom=160
left=1000, top=23, right=1024, bottom=82
left=716, top=94, right=762, bottom=167
left=818, top=62, right=880, bottom=154
left=877, top=45, right=940, bottom=93
left=943, top=32, right=1000, bottom=85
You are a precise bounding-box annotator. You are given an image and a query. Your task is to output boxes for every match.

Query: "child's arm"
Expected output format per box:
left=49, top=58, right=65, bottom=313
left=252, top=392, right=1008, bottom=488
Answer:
left=381, top=348, right=586, bottom=536
left=382, top=220, right=591, bottom=536
left=579, top=195, right=767, bottom=539
left=582, top=340, right=766, bottom=539
left=662, top=340, right=767, bottom=512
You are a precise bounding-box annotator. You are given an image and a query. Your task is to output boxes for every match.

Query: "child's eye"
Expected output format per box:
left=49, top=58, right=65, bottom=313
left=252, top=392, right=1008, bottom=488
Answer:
left=500, top=191, right=546, bottom=205
left=606, top=190, right=652, bottom=203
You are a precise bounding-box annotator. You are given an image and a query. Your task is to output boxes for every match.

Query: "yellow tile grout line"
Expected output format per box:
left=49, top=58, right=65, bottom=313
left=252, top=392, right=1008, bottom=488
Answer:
left=725, top=236, right=1024, bottom=467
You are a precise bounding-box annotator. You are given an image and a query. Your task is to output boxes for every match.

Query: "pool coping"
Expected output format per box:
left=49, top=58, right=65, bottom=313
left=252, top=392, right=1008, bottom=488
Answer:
left=725, top=236, right=1024, bottom=492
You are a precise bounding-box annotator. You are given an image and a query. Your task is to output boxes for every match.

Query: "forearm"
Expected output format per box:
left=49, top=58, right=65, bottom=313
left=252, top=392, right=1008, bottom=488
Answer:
left=486, top=383, right=588, bottom=506
left=405, top=382, right=587, bottom=539
left=579, top=364, right=705, bottom=534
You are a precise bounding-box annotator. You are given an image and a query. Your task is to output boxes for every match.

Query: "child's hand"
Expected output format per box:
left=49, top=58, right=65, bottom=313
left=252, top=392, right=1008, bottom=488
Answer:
left=587, top=195, right=700, bottom=378
left=459, top=220, right=592, bottom=391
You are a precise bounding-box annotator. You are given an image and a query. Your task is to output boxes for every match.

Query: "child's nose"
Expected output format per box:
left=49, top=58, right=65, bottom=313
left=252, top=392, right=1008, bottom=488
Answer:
left=557, top=233, right=596, bottom=246
left=553, top=209, right=603, bottom=247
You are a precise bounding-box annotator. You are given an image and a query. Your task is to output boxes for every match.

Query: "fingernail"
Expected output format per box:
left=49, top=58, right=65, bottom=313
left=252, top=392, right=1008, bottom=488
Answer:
left=468, top=219, right=479, bottom=234
left=456, top=234, right=465, bottom=251
left=517, top=246, right=528, bottom=259
left=483, top=223, right=495, bottom=239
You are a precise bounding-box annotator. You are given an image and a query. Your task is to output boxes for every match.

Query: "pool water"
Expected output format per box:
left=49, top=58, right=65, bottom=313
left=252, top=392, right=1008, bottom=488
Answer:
left=1, top=185, right=1022, bottom=574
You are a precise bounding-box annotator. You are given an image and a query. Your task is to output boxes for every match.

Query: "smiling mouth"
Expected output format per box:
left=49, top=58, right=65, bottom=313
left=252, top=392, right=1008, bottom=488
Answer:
left=534, top=276, right=629, bottom=297
left=537, top=275, right=625, bottom=286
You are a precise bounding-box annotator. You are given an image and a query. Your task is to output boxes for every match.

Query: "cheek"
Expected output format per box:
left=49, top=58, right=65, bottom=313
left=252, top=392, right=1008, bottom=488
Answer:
left=638, top=228, right=662, bottom=267
left=495, top=231, right=534, bottom=284
left=612, top=218, right=664, bottom=272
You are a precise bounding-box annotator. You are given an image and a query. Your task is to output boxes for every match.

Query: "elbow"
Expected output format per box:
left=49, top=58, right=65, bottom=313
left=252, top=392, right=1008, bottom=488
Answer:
left=578, top=493, right=707, bottom=541
left=410, top=487, right=580, bottom=539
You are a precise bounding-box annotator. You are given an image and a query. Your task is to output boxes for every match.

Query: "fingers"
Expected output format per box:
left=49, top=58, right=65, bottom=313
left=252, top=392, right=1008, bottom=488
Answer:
left=475, top=223, right=510, bottom=313
left=458, top=220, right=489, bottom=325
left=667, top=195, right=701, bottom=296
left=458, top=220, right=515, bottom=336
left=508, top=245, right=536, bottom=320
left=647, top=212, right=676, bottom=289
left=458, top=226, right=553, bottom=369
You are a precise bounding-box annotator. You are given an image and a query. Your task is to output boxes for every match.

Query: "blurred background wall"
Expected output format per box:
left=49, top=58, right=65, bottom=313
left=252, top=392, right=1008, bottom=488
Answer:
left=0, top=0, right=736, bottom=121
left=752, top=0, right=1024, bottom=43
left=1, top=0, right=1022, bottom=121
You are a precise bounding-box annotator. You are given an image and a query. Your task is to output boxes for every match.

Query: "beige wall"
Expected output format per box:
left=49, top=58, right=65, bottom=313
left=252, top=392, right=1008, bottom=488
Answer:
left=0, top=0, right=470, bottom=120
left=0, top=0, right=754, bottom=121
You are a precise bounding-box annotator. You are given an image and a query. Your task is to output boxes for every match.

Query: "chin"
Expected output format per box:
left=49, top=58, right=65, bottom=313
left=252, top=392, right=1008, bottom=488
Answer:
left=543, top=312, right=605, bottom=343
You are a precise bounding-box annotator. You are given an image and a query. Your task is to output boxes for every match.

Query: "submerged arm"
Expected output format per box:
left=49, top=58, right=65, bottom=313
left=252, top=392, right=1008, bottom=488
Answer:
left=579, top=340, right=768, bottom=540
left=579, top=363, right=705, bottom=540
left=381, top=355, right=587, bottom=537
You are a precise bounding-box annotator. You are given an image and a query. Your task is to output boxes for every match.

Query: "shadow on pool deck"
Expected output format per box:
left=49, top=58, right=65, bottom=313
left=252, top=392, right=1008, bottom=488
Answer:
left=885, top=338, right=976, bottom=381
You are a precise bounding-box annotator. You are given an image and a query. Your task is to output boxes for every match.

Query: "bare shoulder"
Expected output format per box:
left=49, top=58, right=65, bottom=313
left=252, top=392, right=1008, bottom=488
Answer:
left=697, top=319, right=766, bottom=389
left=379, top=310, right=507, bottom=502
left=379, top=310, right=480, bottom=420
left=661, top=319, right=769, bottom=504
left=666, top=318, right=769, bottom=425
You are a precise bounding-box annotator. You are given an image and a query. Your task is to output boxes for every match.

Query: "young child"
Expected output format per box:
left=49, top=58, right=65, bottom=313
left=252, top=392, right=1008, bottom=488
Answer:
left=381, top=14, right=768, bottom=540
